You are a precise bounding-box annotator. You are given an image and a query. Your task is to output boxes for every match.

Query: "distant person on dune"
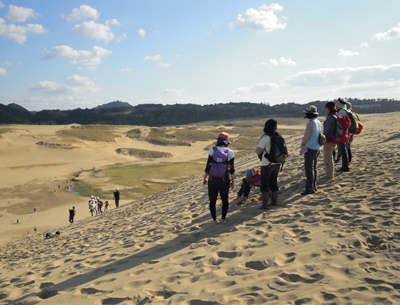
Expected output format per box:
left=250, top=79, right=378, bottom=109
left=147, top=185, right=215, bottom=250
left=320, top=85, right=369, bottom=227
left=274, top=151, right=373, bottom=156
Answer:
left=203, top=132, right=236, bottom=224
left=45, top=231, right=60, bottom=239
left=69, top=206, right=76, bottom=223
left=113, top=188, right=120, bottom=207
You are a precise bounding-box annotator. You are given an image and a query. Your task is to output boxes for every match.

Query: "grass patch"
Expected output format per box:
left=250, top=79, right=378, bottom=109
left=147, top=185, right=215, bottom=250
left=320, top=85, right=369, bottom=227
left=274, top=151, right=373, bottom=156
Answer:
left=0, top=127, right=14, bottom=138
left=73, top=181, right=105, bottom=199
left=57, top=125, right=118, bottom=142
left=81, top=160, right=206, bottom=200
left=126, top=128, right=142, bottom=139
left=147, top=127, right=190, bottom=146
left=116, top=148, right=173, bottom=158
left=36, top=141, right=79, bottom=149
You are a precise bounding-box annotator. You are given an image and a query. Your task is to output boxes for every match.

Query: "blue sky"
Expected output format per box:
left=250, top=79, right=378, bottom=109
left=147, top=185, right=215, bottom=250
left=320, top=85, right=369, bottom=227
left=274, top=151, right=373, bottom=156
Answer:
left=1, top=1, right=399, bottom=111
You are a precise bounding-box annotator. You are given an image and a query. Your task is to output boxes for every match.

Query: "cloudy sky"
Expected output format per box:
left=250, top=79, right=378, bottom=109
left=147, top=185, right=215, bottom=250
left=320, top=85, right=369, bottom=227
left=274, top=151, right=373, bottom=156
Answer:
left=1, top=1, right=399, bottom=111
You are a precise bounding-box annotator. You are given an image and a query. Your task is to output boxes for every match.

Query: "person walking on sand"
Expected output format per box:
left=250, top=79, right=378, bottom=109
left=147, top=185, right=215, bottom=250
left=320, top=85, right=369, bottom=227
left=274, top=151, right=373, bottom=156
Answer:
left=69, top=206, right=76, bottom=223
left=203, top=132, right=235, bottom=224
left=113, top=188, right=120, bottom=208
left=255, top=119, right=282, bottom=209
left=300, top=105, right=323, bottom=195
left=323, top=101, right=338, bottom=180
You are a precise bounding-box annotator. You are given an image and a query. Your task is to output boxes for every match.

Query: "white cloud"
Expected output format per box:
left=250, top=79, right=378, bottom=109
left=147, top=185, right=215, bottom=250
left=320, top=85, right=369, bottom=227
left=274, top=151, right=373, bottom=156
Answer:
left=373, top=23, right=400, bottom=41
left=234, top=82, right=279, bottom=94
left=144, top=54, right=161, bottom=61
left=44, top=45, right=112, bottom=71
left=138, top=28, right=145, bottom=37
left=0, top=18, right=47, bottom=44
left=29, top=75, right=100, bottom=94
left=338, top=49, right=360, bottom=57
left=106, top=19, right=120, bottom=27
left=158, top=62, right=171, bottom=68
left=121, top=68, right=132, bottom=73
left=0, top=2, right=5, bottom=9
left=355, top=42, right=369, bottom=48
left=160, top=88, right=183, bottom=96
left=63, top=5, right=99, bottom=21
left=0, top=67, right=6, bottom=76
left=73, top=21, right=115, bottom=43
left=230, top=3, right=286, bottom=32
left=262, top=57, right=296, bottom=66
left=6, top=5, right=38, bottom=22
left=285, top=64, right=400, bottom=87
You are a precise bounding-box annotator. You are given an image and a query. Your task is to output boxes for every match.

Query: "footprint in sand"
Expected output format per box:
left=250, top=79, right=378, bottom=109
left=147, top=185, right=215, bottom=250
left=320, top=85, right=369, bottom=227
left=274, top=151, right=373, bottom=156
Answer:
left=244, top=260, right=269, bottom=271
left=123, top=279, right=151, bottom=289
left=275, top=252, right=296, bottom=266
left=100, top=297, right=132, bottom=304
left=279, top=272, right=324, bottom=284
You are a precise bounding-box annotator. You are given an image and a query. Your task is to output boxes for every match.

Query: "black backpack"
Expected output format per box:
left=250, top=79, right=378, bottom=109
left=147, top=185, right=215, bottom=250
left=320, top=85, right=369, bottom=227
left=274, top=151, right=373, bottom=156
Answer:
left=264, top=132, right=288, bottom=166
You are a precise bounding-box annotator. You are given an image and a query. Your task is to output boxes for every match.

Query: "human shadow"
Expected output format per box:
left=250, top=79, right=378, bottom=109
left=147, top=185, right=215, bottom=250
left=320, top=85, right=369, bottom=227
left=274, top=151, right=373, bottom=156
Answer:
left=10, top=198, right=267, bottom=304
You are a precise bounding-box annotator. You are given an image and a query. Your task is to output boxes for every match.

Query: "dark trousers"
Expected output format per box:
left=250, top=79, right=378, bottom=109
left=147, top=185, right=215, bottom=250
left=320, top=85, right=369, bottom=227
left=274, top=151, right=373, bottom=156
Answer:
left=237, top=178, right=251, bottom=198
left=337, top=142, right=349, bottom=170
left=260, top=164, right=280, bottom=193
left=304, top=149, right=319, bottom=190
left=115, top=199, right=119, bottom=207
left=208, top=177, right=230, bottom=220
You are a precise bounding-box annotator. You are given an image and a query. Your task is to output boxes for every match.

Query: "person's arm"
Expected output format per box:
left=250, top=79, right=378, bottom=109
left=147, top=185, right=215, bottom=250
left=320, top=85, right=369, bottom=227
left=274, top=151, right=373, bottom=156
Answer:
left=228, top=157, right=235, bottom=189
left=324, top=115, right=335, bottom=138
left=301, top=121, right=313, bottom=147
left=203, top=154, right=213, bottom=185
left=255, top=135, right=267, bottom=155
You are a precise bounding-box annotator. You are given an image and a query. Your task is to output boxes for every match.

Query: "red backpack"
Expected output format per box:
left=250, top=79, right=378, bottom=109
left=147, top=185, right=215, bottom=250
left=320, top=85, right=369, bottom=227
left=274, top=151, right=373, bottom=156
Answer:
left=329, top=114, right=351, bottom=144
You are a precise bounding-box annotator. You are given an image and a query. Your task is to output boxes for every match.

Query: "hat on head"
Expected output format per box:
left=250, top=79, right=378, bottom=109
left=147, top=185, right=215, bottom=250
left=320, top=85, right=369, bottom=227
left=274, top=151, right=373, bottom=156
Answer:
left=303, top=105, right=318, bottom=115
left=338, top=97, right=347, bottom=105
left=346, top=102, right=352, bottom=109
left=216, top=132, right=231, bottom=145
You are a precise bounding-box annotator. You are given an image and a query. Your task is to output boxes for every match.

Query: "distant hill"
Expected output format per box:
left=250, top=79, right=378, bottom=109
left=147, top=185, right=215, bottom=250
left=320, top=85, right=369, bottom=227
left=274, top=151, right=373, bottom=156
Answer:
left=92, top=101, right=132, bottom=109
left=0, top=99, right=399, bottom=126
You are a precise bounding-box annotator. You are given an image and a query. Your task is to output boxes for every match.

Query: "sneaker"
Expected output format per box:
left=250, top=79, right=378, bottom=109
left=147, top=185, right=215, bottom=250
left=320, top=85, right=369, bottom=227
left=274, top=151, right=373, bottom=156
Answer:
left=301, top=188, right=315, bottom=196
left=213, top=219, right=220, bottom=224
left=219, top=218, right=226, bottom=224
left=336, top=168, right=350, bottom=174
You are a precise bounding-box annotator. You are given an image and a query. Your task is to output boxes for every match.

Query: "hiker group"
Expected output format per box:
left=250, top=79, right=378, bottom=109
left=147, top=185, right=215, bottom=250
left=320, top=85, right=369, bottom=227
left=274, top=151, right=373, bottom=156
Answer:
left=204, top=98, right=362, bottom=223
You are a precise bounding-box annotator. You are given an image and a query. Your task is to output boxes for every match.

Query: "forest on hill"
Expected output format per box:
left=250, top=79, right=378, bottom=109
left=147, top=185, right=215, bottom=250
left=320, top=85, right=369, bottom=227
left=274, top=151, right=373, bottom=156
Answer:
left=0, top=98, right=399, bottom=126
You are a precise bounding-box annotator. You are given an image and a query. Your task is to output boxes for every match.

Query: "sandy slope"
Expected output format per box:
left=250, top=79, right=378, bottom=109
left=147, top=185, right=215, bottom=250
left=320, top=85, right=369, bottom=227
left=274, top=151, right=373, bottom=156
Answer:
left=0, top=113, right=399, bottom=305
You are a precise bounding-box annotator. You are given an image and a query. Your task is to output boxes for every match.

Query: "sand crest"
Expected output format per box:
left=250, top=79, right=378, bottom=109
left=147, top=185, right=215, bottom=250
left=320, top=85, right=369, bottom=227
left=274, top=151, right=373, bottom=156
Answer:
left=0, top=113, right=399, bottom=304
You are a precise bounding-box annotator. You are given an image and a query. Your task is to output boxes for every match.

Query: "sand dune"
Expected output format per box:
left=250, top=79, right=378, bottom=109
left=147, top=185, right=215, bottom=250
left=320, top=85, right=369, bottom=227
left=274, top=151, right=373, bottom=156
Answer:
left=0, top=113, right=399, bottom=304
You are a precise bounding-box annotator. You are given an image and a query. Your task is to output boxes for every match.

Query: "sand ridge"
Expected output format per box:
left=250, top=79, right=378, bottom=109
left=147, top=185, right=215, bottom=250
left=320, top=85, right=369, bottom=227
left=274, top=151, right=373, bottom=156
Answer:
left=0, top=113, right=399, bottom=304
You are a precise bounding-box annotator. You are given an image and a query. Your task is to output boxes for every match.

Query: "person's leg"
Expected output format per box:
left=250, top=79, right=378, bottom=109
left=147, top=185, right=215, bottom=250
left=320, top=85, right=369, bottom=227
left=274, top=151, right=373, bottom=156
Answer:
left=304, top=150, right=314, bottom=190
left=220, top=179, right=231, bottom=220
left=208, top=179, right=219, bottom=221
left=324, top=143, right=336, bottom=180
left=338, top=143, right=349, bottom=172
left=348, top=134, right=353, bottom=164
left=302, top=149, right=318, bottom=195
left=260, top=166, right=270, bottom=209
left=269, top=165, right=280, bottom=206
left=313, top=150, right=320, bottom=190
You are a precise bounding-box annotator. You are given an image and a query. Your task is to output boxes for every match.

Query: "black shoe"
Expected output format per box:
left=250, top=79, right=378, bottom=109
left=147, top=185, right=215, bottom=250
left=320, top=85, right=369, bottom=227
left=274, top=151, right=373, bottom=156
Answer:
left=336, top=168, right=350, bottom=174
left=301, top=188, right=315, bottom=196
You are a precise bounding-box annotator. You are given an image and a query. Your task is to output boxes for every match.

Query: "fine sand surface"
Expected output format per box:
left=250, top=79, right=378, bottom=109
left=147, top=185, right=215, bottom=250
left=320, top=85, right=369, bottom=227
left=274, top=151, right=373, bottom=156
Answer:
left=0, top=113, right=399, bottom=304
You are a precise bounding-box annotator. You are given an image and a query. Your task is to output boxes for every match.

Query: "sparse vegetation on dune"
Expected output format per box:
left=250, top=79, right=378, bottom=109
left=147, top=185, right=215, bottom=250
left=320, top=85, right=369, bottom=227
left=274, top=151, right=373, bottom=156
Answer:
left=57, top=125, right=119, bottom=142
left=36, top=141, right=79, bottom=149
left=116, top=148, right=173, bottom=158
